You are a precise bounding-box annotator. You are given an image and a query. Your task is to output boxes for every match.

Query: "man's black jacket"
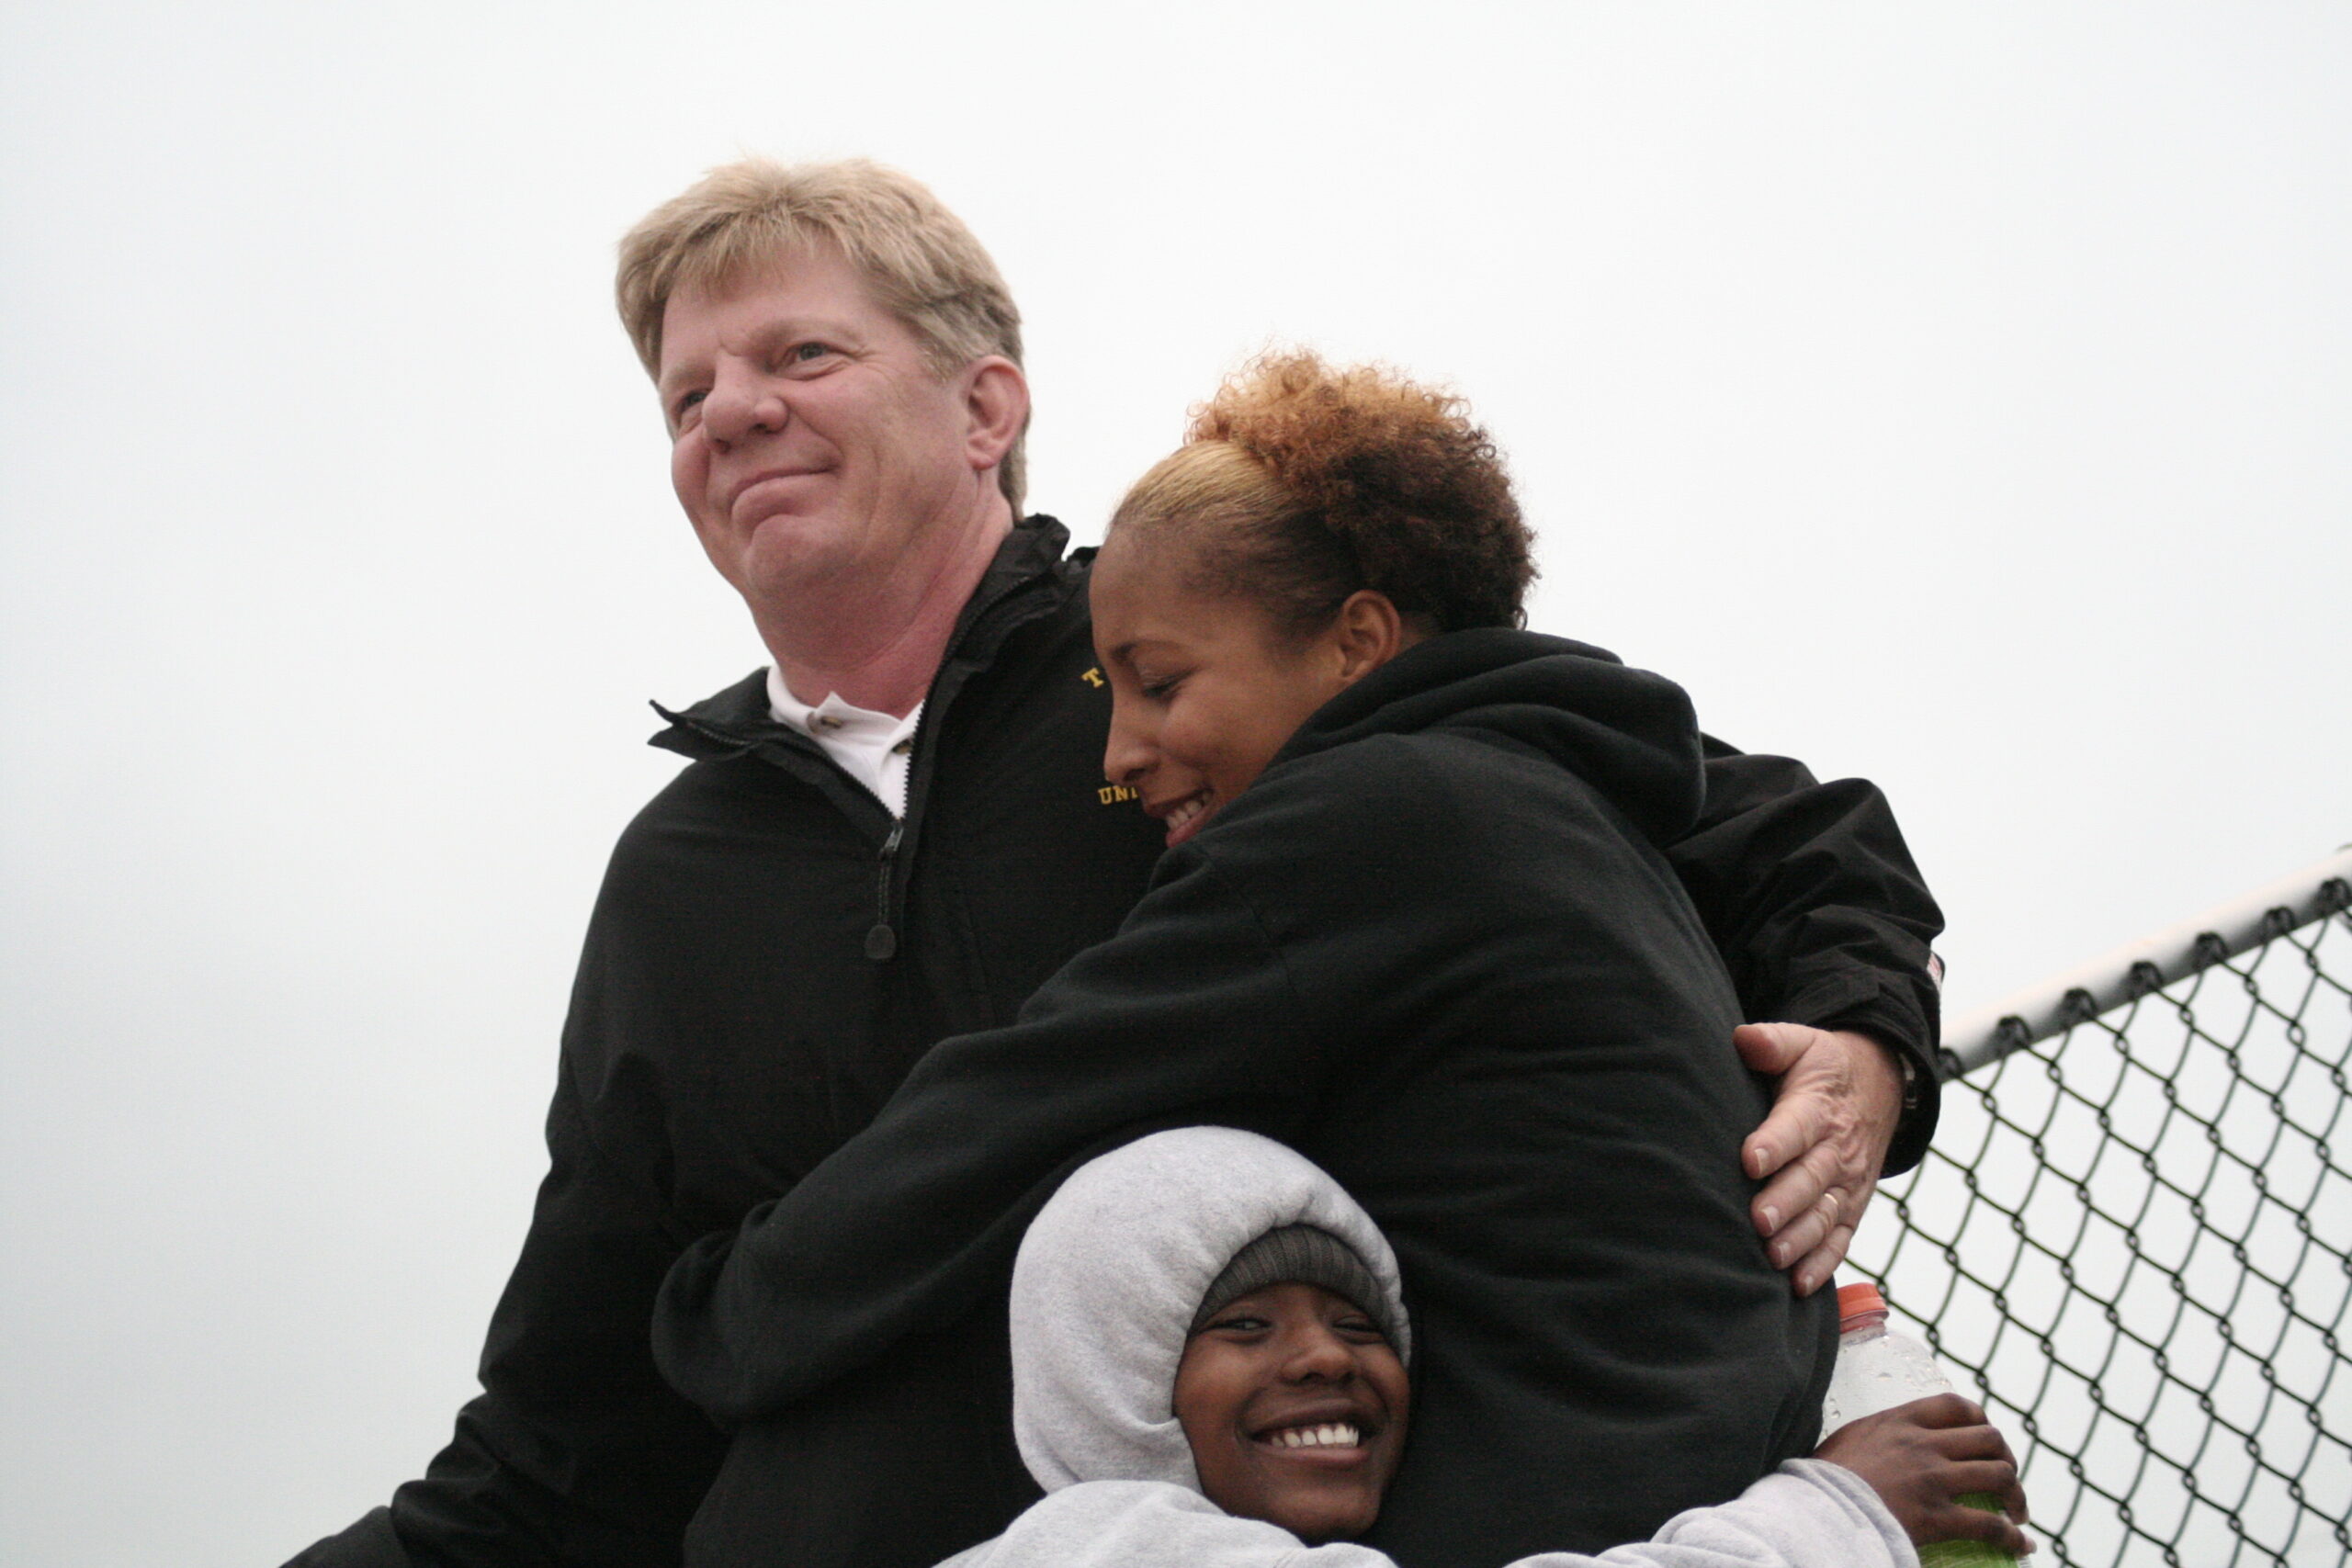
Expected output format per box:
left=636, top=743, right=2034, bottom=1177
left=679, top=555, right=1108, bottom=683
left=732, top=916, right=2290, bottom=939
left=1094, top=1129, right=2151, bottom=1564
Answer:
left=289, top=517, right=1941, bottom=1568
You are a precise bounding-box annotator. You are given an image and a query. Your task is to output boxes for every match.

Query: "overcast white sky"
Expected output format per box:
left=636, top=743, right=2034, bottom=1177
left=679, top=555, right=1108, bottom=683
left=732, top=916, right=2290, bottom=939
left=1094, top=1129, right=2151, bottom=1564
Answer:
left=3, top=4, right=2347, bottom=1563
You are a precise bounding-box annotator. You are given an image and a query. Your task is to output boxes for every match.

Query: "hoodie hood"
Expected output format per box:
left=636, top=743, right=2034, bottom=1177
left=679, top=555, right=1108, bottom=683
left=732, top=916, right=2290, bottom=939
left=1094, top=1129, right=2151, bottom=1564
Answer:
left=1008, top=1127, right=1409, bottom=1496
left=1272, top=627, right=1706, bottom=847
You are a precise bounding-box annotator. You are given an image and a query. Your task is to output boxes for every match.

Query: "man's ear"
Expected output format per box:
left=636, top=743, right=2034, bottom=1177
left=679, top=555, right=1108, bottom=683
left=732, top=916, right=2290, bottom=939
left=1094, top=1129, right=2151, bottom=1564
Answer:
left=1330, top=590, right=1408, bottom=685
left=962, top=356, right=1030, bottom=473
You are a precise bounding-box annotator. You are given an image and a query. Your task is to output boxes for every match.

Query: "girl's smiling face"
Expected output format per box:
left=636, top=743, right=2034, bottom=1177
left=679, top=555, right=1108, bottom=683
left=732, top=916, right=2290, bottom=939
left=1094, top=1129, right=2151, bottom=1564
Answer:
left=1171, top=1281, right=1411, bottom=1543
left=1091, top=531, right=1407, bottom=850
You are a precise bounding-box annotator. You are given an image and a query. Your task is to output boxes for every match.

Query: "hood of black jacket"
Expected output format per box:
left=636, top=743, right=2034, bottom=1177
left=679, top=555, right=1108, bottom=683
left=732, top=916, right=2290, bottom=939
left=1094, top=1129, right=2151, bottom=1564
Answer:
left=648, top=514, right=1081, bottom=760
left=1272, top=627, right=1707, bottom=847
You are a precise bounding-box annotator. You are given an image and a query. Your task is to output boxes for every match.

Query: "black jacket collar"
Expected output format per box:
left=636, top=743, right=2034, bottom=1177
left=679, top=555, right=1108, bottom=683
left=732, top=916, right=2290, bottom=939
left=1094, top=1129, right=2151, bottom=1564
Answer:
left=649, top=515, right=1079, bottom=761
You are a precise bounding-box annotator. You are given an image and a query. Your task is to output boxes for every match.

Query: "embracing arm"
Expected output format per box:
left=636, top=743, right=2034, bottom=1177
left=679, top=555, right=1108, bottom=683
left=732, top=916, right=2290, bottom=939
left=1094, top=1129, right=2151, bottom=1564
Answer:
left=1673, top=740, right=1945, bottom=1292
left=1680, top=742, right=1945, bottom=1092
left=1487, top=1462, right=1921, bottom=1568
left=944, top=1464, right=1921, bottom=1568
left=651, top=848, right=1324, bottom=1423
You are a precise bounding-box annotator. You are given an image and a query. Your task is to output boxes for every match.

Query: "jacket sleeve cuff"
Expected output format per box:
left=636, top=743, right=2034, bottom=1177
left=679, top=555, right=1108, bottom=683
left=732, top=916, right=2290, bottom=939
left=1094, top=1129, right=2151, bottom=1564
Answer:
left=1776, top=975, right=1942, bottom=1178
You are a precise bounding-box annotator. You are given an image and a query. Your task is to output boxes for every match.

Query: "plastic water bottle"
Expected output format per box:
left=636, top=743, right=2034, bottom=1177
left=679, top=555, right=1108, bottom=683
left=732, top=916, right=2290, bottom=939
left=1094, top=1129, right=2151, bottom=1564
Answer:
left=1821, top=1281, right=2018, bottom=1566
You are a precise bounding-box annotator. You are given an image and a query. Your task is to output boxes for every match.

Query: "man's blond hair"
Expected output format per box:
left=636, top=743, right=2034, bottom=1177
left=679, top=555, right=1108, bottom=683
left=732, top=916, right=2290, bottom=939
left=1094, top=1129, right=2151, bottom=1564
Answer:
left=617, top=158, right=1028, bottom=510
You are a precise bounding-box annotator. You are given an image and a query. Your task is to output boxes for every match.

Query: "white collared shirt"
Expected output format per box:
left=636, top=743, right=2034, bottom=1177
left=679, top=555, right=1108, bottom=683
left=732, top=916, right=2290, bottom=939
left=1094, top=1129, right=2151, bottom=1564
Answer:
left=765, top=666, right=922, bottom=818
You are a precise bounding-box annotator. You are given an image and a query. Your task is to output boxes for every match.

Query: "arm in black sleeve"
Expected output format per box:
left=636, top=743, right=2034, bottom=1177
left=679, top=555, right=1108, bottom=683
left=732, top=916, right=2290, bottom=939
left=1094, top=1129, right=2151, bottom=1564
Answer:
left=286, top=1062, right=726, bottom=1568
left=1672, top=738, right=1945, bottom=1173
left=652, top=840, right=1327, bottom=1426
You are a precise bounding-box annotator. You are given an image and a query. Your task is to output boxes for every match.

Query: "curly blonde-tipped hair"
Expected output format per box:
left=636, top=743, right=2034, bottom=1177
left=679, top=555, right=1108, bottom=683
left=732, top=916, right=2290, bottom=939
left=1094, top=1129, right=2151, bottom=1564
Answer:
left=1111, top=353, right=1535, bottom=637
left=616, top=158, right=1028, bottom=510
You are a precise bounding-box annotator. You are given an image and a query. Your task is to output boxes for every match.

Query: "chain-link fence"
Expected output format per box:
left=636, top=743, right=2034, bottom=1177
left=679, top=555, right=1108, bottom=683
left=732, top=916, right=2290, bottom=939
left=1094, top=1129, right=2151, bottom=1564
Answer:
left=1848, top=851, right=2352, bottom=1567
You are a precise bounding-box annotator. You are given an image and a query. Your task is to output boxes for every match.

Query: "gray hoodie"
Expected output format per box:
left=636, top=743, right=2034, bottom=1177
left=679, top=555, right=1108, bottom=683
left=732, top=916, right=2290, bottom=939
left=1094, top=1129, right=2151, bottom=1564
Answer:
left=939, top=1128, right=1917, bottom=1568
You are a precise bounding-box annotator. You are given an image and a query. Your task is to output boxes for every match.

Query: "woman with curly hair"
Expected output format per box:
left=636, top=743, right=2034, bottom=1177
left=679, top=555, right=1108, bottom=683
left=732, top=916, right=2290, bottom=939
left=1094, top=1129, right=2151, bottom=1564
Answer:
left=657, top=355, right=1867, bottom=1567
left=1084, top=353, right=1539, bottom=852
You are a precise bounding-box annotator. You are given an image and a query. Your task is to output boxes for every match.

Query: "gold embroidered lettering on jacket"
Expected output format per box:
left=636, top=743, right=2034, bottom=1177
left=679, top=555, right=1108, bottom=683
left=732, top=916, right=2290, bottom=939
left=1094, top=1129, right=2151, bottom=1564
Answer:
left=1097, top=784, right=1139, bottom=806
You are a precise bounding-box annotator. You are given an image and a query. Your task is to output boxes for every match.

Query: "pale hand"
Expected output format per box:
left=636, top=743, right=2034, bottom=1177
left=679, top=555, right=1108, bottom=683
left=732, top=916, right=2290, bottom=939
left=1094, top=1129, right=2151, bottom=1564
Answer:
left=1735, top=1022, right=1905, bottom=1296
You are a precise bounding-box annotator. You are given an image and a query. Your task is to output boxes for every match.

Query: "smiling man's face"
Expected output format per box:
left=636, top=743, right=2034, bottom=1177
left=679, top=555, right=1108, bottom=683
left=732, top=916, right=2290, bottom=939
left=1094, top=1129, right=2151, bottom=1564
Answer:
left=1171, top=1281, right=1410, bottom=1543
left=655, top=242, right=1003, bottom=621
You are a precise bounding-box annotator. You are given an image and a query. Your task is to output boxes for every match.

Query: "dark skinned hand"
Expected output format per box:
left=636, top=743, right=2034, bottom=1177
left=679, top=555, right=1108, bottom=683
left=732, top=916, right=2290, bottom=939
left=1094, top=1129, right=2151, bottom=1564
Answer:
left=1815, top=1393, right=2036, bottom=1559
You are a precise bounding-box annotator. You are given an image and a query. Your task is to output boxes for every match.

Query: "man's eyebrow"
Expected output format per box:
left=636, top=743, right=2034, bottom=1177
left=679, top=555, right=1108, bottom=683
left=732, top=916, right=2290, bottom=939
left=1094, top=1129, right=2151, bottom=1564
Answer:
left=743, top=312, right=863, bottom=353
left=656, top=352, right=709, bottom=399
left=664, top=315, right=864, bottom=389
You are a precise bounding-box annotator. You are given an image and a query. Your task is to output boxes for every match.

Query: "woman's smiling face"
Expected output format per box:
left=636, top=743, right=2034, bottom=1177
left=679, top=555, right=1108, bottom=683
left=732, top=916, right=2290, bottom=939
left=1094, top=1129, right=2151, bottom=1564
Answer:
left=1091, top=531, right=1393, bottom=850
left=1171, top=1281, right=1410, bottom=1543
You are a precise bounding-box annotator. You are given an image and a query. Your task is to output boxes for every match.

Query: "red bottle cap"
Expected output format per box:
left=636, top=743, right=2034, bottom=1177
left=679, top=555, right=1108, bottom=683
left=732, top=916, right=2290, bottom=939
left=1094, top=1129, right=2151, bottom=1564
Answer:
left=1836, top=1281, right=1888, bottom=1332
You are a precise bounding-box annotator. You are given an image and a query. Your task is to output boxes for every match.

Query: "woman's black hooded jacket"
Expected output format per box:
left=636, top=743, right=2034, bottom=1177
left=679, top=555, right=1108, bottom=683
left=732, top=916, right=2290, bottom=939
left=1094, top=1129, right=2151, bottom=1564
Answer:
left=655, top=629, right=1842, bottom=1568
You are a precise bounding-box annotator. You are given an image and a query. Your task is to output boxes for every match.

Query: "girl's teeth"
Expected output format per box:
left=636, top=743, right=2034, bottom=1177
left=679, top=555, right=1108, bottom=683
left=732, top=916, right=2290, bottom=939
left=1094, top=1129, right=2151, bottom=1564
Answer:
left=1272, top=1423, right=1360, bottom=1448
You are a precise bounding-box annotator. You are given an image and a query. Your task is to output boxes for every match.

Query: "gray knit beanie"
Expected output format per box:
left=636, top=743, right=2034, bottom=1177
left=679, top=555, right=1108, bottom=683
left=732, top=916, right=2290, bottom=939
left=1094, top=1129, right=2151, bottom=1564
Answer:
left=1188, top=1224, right=1398, bottom=1346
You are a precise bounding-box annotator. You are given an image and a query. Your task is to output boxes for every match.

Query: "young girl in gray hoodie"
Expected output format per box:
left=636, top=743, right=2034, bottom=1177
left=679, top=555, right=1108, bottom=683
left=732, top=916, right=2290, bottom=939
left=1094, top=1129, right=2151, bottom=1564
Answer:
left=943, top=1127, right=2030, bottom=1568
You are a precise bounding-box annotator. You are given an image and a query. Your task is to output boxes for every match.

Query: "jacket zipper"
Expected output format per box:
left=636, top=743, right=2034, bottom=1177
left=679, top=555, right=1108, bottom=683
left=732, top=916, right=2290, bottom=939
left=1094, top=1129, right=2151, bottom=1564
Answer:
left=865, top=821, right=904, bottom=961
left=668, top=543, right=1066, bottom=965
left=861, top=567, right=1060, bottom=964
